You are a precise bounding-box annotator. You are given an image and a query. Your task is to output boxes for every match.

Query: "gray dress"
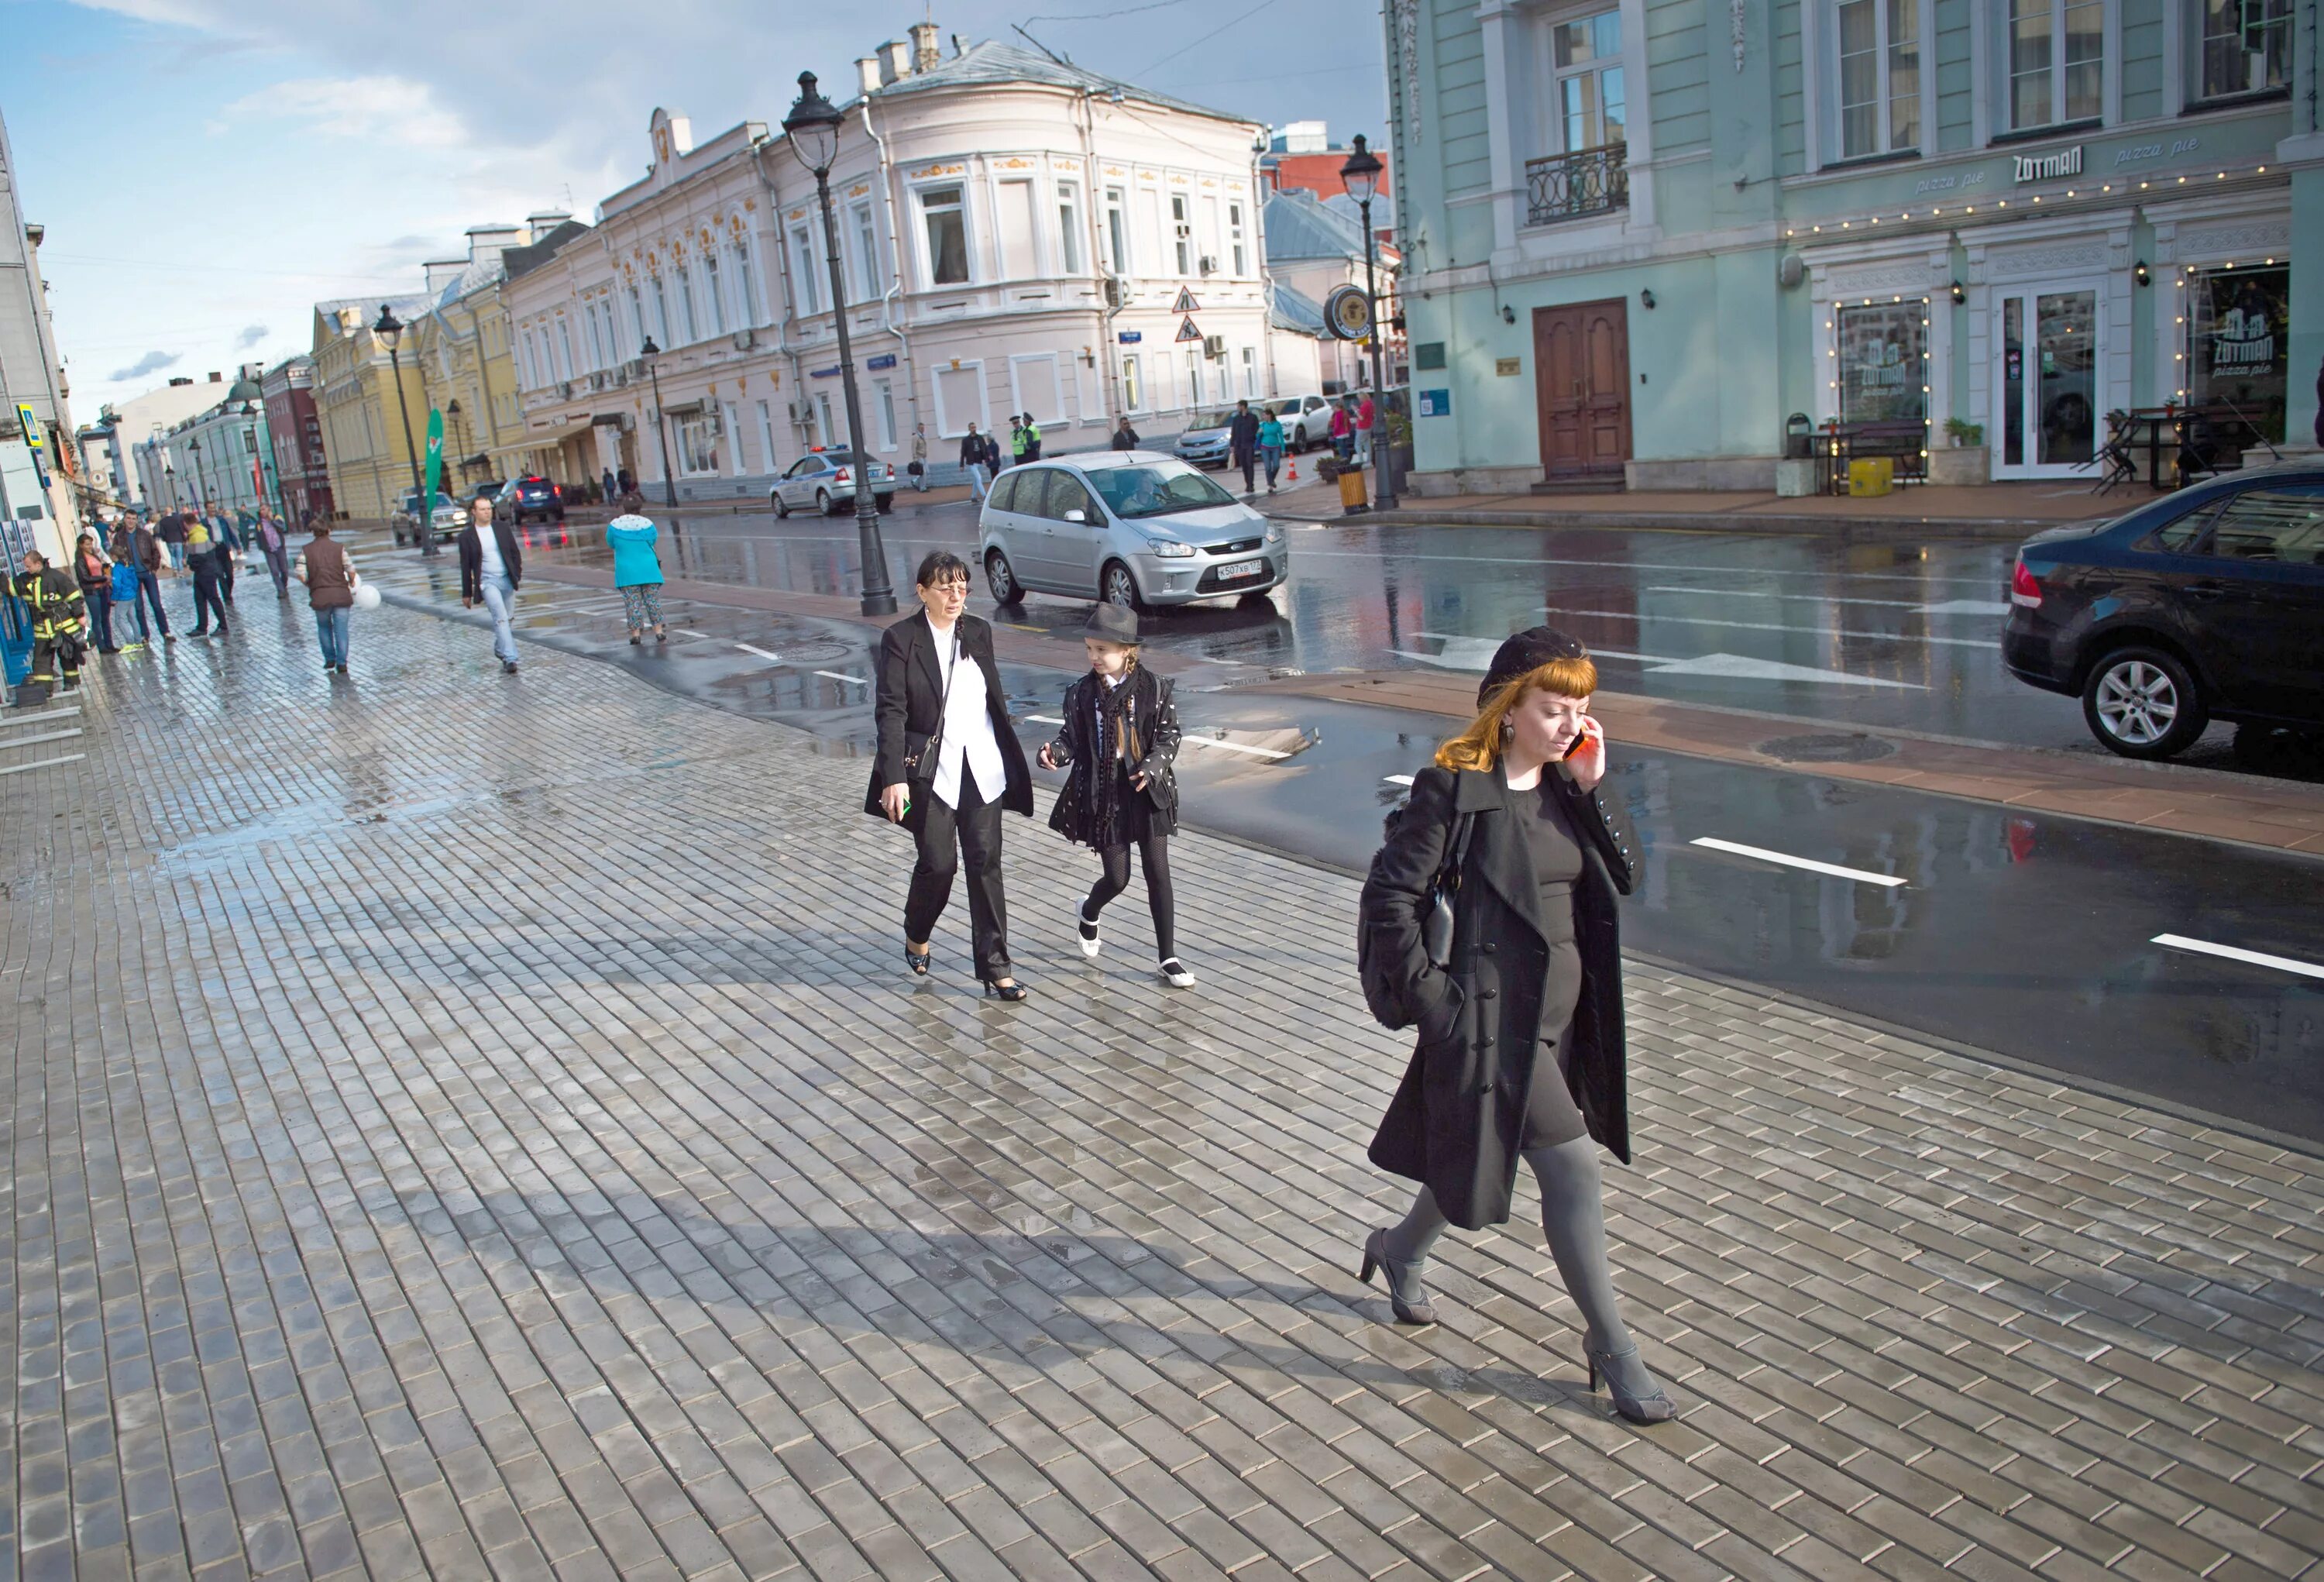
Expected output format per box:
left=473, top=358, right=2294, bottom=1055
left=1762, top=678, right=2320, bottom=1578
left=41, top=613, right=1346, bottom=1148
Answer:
left=1515, top=776, right=1589, bottom=1149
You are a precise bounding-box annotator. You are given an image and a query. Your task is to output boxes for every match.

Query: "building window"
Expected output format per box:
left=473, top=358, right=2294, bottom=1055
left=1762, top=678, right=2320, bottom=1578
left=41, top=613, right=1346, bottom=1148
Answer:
left=757, top=399, right=777, bottom=473
left=1122, top=354, right=1142, bottom=409
left=2196, top=0, right=2291, bottom=101
left=1837, top=0, right=1920, bottom=157
left=1171, top=194, right=1192, bottom=274
left=675, top=413, right=720, bottom=476
left=1105, top=187, right=1129, bottom=273
left=649, top=276, right=672, bottom=345
left=875, top=379, right=897, bottom=450
left=1057, top=184, right=1085, bottom=274
left=1188, top=349, right=1204, bottom=408
left=734, top=238, right=762, bottom=327
left=519, top=329, right=538, bottom=389
left=627, top=286, right=647, bottom=353
left=789, top=225, right=820, bottom=315
left=675, top=264, right=698, bottom=343
left=1228, top=201, right=1247, bottom=275
left=2006, top=0, right=2102, bottom=130
left=2187, top=266, right=2290, bottom=443
left=1554, top=9, right=1626, bottom=152
left=1835, top=301, right=1928, bottom=426
left=555, top=321, right=576, bottom=380
left=1241, top=346, right=1258, bottom=397
left=920, top=185, right=969, bottom=285
left=852, top=202, right=881, bottom=301
left=703, top=253, right=727, bottom=335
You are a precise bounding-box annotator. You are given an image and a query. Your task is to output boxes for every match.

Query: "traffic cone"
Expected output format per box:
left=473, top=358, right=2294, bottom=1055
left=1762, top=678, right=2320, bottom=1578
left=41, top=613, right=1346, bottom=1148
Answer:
left=1286, top=456, right=1298, bottom=483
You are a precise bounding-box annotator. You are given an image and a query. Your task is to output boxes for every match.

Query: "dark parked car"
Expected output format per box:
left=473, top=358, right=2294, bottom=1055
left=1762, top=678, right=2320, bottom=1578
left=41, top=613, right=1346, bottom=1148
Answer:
left=2003, top=464, right=2324, bottom=759
left=504, top=475, right=565, bottom=524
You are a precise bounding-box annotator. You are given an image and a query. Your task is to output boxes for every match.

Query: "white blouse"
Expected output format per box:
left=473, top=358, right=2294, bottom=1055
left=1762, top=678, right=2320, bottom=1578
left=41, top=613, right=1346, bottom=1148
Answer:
left=929, top=616, right=1005, bottom=810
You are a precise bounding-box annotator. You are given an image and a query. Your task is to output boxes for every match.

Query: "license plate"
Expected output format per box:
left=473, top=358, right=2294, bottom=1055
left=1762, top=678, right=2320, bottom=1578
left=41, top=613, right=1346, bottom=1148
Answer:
left=1215, top=558, right=1264, bottom=579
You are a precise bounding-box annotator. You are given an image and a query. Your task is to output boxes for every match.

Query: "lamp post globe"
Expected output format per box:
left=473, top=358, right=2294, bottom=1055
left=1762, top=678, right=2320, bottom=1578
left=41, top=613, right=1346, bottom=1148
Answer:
left=373, top=304, right=434, bottom=554
left=1339, top=134, right=1397, bottom=509
left=638, top=335, right=679, bottom=511
left=783, top=70, right=897, bottom=617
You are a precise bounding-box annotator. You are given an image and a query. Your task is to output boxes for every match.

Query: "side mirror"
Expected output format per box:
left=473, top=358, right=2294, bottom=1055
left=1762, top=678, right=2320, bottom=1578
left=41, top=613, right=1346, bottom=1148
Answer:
left=1064, top=508, right=1087, bottom=524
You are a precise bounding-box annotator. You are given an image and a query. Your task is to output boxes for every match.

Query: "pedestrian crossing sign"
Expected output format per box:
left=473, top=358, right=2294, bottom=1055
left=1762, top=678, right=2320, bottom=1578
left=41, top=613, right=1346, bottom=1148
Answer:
left=15, top=404, right=39, bottom=449
left=1174, top=315, right=1202, bottom=343
left=1171, top=287, right=1200, bottom=314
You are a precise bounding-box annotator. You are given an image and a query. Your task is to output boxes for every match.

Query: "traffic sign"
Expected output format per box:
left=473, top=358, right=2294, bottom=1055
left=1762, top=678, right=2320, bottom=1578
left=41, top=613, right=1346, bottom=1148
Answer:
left=1174, top=316, right=1202, bottom=343
left=15, top=404, right=40, bottom=449
left=1171, top=287, right=1201, bottom=314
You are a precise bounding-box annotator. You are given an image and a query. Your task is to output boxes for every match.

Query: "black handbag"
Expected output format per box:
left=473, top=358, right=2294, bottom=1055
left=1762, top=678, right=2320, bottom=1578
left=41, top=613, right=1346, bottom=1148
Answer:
left=1422, top=812, right=1475, bottom=972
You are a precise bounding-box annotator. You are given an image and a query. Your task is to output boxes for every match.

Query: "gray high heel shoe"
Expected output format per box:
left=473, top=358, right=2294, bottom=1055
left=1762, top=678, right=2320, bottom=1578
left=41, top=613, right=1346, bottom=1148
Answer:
left=1586, top=1344, right=1676, bottom=1424
left=1358, top=1229, right=1437, bottom=1326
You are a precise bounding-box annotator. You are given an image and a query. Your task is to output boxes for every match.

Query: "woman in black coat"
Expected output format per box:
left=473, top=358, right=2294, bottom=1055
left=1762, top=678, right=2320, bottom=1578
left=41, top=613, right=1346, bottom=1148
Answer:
left=865, top=551, right=1036, bottom=999
left=1356, top=627, right=1672, bottom=1423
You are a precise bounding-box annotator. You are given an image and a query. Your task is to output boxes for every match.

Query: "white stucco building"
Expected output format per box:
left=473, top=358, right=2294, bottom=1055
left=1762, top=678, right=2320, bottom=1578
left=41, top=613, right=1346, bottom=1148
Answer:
left=500, top=24, right=1322, bottom=501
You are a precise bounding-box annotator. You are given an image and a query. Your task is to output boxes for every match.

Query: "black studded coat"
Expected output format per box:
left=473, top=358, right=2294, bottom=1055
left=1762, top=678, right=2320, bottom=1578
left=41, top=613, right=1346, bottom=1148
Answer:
left=1359, top=761, right=1638, bottom=1230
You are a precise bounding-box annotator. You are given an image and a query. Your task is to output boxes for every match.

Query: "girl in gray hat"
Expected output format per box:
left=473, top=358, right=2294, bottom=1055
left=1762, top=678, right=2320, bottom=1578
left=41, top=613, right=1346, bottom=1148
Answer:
left=1037, top=605, right=1192, bottom=988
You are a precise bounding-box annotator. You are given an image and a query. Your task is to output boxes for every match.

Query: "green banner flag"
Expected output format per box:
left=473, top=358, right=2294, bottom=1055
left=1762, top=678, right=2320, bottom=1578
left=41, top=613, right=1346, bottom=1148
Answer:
left=424, top=408, right=445, bottom=508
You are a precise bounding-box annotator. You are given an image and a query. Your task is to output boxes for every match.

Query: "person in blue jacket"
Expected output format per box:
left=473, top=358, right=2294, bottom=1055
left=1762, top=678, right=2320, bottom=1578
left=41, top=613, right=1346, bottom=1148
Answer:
left=605, top=491, right=667, bottom=644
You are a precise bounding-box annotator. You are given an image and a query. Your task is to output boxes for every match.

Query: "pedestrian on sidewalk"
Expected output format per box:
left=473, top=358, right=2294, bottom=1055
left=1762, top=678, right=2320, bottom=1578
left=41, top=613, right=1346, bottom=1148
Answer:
left=185, top=516, right=230, bottom=638
left=209, top=508, right=241, bottom=604
left=13, top=551, right=88, bottom=690
left=1037, top=605, right=1192, bottom=989
left=256, top=509, right=291, bottom=599
left=1329, top=399, right=1354, bottom=462
left=617, top=466, right=635, bottom=496
left=982, top=428, right=1003, bottom=488
left=867, top=550, right=1034, bottom=1003
left=157, top=510, right=187, bottom=573
left=458, top=494, right=526, bottom=675
left=1355, top=626, right=1673, bottom=1426
left=1112, top=416, right=1140, bottom=451
left=1229, top=399, right=1261, bottom=495
left=960, top=424, right=992, bottom=503
left=74, top=533, right=121, bottom=655
left=1257, top=407, right=1286, bottom=494
left=601, top=466, right=617, bottom=503
left=909, top=424, right=929, bottom=491
left=105, top=522, right=150, bottom=651
left=122, top=516, right=170, bottom=642
left=1355, top=390, right=1377, bottom=466
left=1021, top=414, right=1043, bottom=462
left=1008, top=415, right=1029, bottom=469
left=606, top=491, right=668, bottom=645
left=294, top=522, right=357, bottom=675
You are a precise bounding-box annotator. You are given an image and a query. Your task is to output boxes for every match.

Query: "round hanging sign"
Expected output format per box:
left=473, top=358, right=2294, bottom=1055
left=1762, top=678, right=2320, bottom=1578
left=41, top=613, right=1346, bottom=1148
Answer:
left=1324, top=284, right=1373, bottom=342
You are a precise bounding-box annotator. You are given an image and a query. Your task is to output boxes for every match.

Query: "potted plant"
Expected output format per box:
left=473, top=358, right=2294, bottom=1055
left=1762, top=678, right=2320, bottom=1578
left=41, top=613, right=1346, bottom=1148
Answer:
left=1931, top=418, right=1987, bottom=486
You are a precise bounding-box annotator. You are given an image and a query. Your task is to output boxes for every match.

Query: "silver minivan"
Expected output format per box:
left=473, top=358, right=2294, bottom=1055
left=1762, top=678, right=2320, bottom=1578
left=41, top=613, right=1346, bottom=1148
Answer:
left=978, top=452, right=1288, bottom=610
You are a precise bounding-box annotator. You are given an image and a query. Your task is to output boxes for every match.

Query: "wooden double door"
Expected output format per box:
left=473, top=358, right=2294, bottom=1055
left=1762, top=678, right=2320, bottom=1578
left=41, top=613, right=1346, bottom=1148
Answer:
left=1532, top=299, right=1632, bottom=483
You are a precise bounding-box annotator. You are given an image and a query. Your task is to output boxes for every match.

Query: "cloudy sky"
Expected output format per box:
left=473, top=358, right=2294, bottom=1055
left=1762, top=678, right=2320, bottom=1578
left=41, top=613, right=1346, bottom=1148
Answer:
left=4, top=1, right=1387, bottom=419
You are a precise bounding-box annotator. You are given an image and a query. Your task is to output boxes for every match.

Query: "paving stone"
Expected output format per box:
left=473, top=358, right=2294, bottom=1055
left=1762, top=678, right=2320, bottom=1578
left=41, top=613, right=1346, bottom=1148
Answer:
left=4, top=585, right=2320, bottom=1580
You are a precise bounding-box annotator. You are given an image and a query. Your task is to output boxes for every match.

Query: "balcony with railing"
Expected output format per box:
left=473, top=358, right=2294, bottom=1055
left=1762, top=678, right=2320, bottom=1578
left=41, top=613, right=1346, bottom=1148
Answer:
left=1525, top=143, right=1628, bottom=226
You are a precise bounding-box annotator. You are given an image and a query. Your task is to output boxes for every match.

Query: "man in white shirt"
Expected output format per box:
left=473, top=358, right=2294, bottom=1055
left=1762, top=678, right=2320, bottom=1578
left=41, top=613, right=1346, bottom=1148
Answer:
left=458, top=494, right=526, bottom=674
left=867, top=551, right=1036, bottom=999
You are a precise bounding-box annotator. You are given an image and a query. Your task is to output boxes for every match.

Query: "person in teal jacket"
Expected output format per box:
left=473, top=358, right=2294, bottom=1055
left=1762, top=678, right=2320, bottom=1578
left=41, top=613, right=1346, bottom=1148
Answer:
left=605, top=491, right=668, bottom=644
left=1257, top=408, right=1287, bottom=494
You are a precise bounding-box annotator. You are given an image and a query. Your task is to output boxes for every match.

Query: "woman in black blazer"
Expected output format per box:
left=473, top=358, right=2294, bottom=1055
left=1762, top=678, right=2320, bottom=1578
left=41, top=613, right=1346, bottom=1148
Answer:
left=865, top=551, right=1036, bottom=999
left=1357, top=627, right=1672, bottom=1424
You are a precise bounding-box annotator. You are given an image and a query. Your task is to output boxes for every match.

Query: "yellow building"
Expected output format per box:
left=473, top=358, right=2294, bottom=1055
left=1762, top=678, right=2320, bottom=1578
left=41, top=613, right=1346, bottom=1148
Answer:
left=409, top=218, right=569, bottom=497
left=311, top=294, right=432, bottom=523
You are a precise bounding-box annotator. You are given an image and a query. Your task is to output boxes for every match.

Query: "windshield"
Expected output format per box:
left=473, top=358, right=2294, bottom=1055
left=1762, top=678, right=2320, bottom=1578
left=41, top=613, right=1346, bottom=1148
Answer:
left=1186, top=410, right=1239, bottom=431
left=1088, top=463, right=1239, bottom=521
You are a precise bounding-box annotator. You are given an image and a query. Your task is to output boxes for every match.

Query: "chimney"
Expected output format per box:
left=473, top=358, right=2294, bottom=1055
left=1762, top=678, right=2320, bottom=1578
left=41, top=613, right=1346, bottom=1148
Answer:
left=423, top=258, right=465, bottom=292
left=880, top=39, right=911, bottom=84
left=856, top=56, right=882, bottom=95
left=951, top=33, right=967, bottom=57
left=523, top=209, right=573, bottom=242
left=466, top=221, right=524, bottom=271
left=910, top=22, right=940, bottom=71
left=208, top=371, right=223, bottom=383
left=168, top=377, right=193, bottom=387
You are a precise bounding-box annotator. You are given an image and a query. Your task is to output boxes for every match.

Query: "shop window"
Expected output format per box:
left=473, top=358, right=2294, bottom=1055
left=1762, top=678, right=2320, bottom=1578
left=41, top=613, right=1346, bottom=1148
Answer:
left=2005, top=0, right=2102, bottom=131
left=1835, top=301, right=1928, bottom=426
left=675, top=414, right=720, bottom=477
left=920, top=185, right=969, bottom=286
left=2194, top=0, right=2291, bottom=102
left=2186, top=265, right=2290, bottom=444
left=1835, top=0, right=1920, bottom=159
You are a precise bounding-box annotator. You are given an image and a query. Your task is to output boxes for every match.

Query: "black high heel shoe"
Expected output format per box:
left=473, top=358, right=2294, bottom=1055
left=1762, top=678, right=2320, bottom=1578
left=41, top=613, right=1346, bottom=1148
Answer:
left=1356, top=1229, right=1436, bottom=1326
left=982, top=978, right=1029, bottom=1003
left=902, top=943, right=931, bottom=977
left=1586, top=1344, right=1676, bottom=1424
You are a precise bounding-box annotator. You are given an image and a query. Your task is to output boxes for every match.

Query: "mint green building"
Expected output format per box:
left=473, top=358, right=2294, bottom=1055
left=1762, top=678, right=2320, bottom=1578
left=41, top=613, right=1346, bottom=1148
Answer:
left=1386, top=0, right=2321, bottom=493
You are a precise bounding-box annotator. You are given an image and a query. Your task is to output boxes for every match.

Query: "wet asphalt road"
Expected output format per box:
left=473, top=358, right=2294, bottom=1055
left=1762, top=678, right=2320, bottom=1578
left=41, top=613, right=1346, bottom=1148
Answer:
left=367, top=518, right=2324, bottom=1146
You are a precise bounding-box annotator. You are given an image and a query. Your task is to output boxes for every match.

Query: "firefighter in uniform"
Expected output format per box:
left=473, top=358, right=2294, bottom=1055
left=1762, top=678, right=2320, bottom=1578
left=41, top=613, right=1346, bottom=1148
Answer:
left=14, top=549, right=89, bottom=689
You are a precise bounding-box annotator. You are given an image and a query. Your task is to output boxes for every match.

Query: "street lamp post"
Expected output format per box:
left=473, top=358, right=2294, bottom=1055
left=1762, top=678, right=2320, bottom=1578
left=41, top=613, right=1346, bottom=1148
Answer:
left=187, top=436, right=205, bottom=513
left=784, top=71, right=897, bottom=618
left=373, top=305, right=436, bottom=555
left=1339, top=134, right=1398, bottom=511
left=637, top=337, right=680, bottom=511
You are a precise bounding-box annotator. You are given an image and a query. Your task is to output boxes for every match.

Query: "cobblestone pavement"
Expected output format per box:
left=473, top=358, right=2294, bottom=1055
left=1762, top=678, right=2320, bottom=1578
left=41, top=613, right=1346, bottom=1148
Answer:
left=5, top=592, right=2321, bottom=1582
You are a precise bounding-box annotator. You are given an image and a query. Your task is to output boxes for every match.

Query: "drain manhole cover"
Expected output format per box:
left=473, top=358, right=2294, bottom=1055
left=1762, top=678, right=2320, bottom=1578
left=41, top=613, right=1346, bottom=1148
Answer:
left=1757, top=732, right=1899, bottom=764
left=771, top=638, right=854, bottom=665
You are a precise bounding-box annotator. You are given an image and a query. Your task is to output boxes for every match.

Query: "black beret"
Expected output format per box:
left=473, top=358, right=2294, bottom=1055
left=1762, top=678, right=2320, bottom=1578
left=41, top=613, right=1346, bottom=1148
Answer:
left=1477, top=626, right=1590, bottom=707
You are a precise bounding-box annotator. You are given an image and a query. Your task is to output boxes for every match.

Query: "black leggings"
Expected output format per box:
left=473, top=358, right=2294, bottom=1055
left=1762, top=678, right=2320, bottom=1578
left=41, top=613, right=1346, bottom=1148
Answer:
left=1085, top=835, right=1175, bottom=960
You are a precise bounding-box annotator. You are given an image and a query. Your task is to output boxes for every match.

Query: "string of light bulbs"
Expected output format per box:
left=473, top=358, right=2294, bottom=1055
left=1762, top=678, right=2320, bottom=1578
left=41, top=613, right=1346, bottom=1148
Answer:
left=1781, top=156, right=2278, bottom=242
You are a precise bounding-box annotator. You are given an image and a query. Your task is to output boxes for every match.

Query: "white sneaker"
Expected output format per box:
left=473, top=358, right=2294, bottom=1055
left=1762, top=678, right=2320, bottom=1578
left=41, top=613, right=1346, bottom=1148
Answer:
left=1076, top=904, right=1101, bottom=958
left=1159, top=957, right=1195, bottom=989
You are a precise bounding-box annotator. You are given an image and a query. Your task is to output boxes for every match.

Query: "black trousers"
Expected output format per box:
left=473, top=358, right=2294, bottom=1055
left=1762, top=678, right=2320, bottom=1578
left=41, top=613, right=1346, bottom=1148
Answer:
left=1083, top=773, right=1175, bottom=958
left=189, top=565, right=229, bottom=632
left=1234, top=446, right=1256, bottom=491
left=218, top=549, right=235, bottom=601
left=904, top=775, right=1012, bottom=979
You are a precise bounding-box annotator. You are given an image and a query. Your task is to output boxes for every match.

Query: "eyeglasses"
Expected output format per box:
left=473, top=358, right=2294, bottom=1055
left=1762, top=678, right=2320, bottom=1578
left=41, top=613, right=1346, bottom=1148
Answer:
left=927, top=579, right=971, bottom=596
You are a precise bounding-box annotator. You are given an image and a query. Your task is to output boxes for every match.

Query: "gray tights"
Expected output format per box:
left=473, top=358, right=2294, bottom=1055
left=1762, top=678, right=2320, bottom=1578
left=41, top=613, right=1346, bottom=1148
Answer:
left=1382, top=1137, right=1634, bottom=1358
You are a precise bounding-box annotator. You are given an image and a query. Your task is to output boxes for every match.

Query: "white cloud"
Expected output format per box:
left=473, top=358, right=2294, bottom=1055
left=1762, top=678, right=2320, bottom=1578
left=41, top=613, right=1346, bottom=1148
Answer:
left=222, top=74, right=469, bottom=150
left=110, top=349, right=182, bottom=382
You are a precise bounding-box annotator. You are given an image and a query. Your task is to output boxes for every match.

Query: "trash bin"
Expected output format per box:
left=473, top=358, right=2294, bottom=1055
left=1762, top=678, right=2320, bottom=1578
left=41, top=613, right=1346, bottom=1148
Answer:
left=1847, top=456, right=1895, bottom=497
left=1337, top=461, right=1369, bottom=515
left=1785, top=413, right=1813, bottom=459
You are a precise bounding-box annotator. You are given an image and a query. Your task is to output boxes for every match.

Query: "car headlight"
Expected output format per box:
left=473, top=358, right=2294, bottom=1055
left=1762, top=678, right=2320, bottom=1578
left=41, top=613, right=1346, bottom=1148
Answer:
left=1148, top=539, right=1195, bottom=559
left=1264, top=521, right=1284, bottom=542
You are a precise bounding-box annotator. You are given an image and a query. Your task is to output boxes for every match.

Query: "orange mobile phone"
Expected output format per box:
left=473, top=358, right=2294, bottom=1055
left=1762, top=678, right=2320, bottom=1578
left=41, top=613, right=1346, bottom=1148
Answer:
left=1564, top=727, right=1591, bottom=761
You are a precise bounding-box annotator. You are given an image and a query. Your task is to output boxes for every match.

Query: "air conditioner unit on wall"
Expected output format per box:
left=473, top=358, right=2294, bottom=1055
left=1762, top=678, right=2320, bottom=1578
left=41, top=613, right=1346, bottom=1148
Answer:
left=733, top=328, right=755, bottom=352
left=1102, top=277, right=1123, bottom=309
left=1198, top=256, right=1217, bottom=277
left=1202, top=335, right=1226, bottom=358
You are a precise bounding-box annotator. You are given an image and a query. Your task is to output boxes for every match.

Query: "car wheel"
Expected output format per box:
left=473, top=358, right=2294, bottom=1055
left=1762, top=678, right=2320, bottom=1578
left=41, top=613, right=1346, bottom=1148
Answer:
left=773, top=490, right=791, bottom=518
left=2082, top=645, right=2208, bottom=759
left=816, top=490, right=836, bottom=516
left=985, top=548, right=1022, bottom=606
left=1099, top=559, right=1146, bottom=611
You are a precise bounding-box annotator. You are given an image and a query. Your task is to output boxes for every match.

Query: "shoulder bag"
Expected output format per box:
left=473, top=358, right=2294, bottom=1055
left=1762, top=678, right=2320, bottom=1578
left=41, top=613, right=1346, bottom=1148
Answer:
left=901, top=628, right=961, bottom=780
left=1421, top=809, right=1476, bottom=972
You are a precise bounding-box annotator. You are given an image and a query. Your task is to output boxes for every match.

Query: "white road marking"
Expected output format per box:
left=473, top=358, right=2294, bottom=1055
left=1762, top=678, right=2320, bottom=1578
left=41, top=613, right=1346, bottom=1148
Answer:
left=0, top=707, right=81, bottom=729
left=1295, top=545, right=2002, bottom=589
left=1688, top=837, right=1906, bottom=888
left=816, top=671, right=869, bottom=686
left=0, top=753, right=86, bottom=777
left=733, top=643, right=785, bottom=664
left=1646, top=586, right=2009, bottom=617
left=1026, top=714, right=1291, bottom=758
left=2150, top=934, right=2324, bottom=982
left=1405, top=634, right=1923, bottom=690
left=1385, top=773, right=1415, bottom=786
left=1918, top=598, right=2013, bottom=616
left=1027, top=714, right=1064, bottom=724
left=1537, top=604, right=1996, bottom=648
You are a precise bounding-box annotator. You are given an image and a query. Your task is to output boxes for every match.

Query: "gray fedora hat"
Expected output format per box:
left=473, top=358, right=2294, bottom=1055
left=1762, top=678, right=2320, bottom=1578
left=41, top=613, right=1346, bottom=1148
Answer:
left=1084, top=604, right=1140, bottom=645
